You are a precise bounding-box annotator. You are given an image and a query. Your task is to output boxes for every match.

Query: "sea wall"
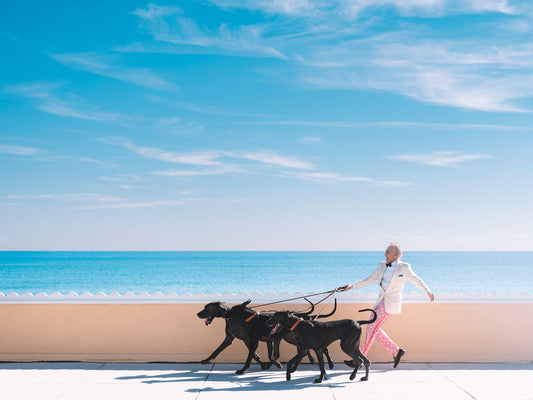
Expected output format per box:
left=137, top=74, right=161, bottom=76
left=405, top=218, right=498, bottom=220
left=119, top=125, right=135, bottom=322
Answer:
left=0, top=292, right=532, bottom=363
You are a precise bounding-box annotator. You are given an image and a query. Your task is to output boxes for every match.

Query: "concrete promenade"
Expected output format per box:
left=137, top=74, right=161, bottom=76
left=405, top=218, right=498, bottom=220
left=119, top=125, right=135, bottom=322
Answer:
left=0, top=362, right=531, bottom=400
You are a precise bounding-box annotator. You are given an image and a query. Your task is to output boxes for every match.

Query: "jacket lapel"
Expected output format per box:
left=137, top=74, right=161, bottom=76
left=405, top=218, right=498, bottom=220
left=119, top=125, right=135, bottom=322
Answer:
left=388, top=261, right=405, bottom=288
left=379, top=260, right=403, bottom=291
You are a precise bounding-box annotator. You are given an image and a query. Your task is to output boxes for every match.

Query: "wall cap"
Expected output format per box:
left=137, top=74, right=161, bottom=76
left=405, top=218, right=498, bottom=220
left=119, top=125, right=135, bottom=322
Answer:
left=0, top=291, right=531, bottom=304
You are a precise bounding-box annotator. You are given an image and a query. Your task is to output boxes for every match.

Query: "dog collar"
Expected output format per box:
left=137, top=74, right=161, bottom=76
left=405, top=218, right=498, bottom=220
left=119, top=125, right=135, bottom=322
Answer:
left=245, top=313, right=258, bottom=323
left=290, top=318, right=303, bottom=331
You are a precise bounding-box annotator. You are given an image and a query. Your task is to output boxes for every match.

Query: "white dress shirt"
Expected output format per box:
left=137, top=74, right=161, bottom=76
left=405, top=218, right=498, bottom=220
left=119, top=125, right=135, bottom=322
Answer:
left=380, top=260, right=397, bottom=291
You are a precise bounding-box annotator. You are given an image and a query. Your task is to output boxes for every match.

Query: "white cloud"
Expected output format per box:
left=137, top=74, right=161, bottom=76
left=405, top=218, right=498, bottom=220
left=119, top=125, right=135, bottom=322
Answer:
left=285, top=171, right=412, bottom=186
left=146, top=95, right=270, bottom=118
left=103, top=137, right=316, bottom=171
left=76, top=199, right=184, bottom=210
left=130, top=3, right=182, bottom=20
left=152, top=166, right=246, bottom=177
left=239, top=151, right=315, bottom=169
left=390, top=151, right=492, bottom=167
left=130, top=4, right=285, bottom=58
left=208, top=0, right=515, bottom=19
left=294, top=36, right=533, bottom=112
left=8, top=193, right=127, bottom=202
left=101, top=137, right=225, bottom=166
left=5, top=192, right=189, bottom=211
left=100, top=174, right=143, bottom=182
left=0, top=139, right=113, bottom=167
left=0, top=142, right=40, bottom=156
left=51, top=52, right=178, bottom=91
left=50, top=155, right=115, bottom=167
left=119, top=1, right=532, bottom=112
left=465, top=0, right=514, bottom=14
left=298, top=136, right=322, bottom=144
left=6, top=82, right=125, bottom=122
left=209, top=0, right=317, bottom=16
left=103, top=137, right=413, bottom=187
left=258, top=119, right=533, bottom=130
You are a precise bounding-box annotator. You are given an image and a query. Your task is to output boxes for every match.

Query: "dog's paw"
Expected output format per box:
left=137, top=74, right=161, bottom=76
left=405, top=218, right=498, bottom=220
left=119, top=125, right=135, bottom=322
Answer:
left=260, top=363, right=270, bottom=370
left=314, top=378, right=323, bottom=384
left=274, top=361, right=282, bottom=369
left=328, top=362, right=334, bottom=370
left=360, top=376, right=368, bottom=381
left=200, top=359, right=211, bottom=365
left=286, top=373, right=291, bottom=381
left=236, top=369, right=245, bottom=375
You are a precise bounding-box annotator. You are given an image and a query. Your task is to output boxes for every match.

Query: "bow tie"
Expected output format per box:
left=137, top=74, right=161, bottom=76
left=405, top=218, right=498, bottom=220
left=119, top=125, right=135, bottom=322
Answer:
left=386, top=263, right=392, bottom=268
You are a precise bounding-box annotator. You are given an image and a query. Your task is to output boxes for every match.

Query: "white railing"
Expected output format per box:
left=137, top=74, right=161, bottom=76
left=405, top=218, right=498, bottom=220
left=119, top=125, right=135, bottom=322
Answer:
left=0, top=291, right=531, bottom=304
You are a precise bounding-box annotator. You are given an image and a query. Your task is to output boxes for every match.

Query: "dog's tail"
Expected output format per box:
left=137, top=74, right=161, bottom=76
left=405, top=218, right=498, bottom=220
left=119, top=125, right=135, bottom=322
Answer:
left=357, top=308, right=377, bottom=325
left=314, top=298, right=338, bottom=319
left=304, top=297, right=315, bottom=315
left=294, top=298, right=315, bottom=318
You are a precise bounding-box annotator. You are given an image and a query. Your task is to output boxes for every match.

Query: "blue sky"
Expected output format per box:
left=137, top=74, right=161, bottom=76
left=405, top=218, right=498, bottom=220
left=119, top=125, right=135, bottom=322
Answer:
left=1, top=0, right=532, bottom=250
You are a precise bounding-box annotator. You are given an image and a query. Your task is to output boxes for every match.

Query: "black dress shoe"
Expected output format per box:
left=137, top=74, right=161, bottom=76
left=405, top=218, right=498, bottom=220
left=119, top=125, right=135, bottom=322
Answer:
left=393, top=349, right=405, bottom=368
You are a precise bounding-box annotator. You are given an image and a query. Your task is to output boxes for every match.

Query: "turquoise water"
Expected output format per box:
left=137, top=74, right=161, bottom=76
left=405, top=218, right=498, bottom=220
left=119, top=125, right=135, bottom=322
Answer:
left=0, top=251, right=530, bottom=295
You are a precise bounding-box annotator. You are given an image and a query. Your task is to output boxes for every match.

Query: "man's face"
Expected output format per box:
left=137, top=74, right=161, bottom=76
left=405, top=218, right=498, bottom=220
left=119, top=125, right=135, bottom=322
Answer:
left=385, top=246, right=400, bottom=263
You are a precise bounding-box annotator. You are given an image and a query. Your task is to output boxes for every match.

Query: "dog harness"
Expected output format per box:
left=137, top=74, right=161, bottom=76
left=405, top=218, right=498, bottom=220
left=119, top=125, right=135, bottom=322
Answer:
left=245, top=313, right=258, bottom=322
left=289, top=318, right=303, bottom=331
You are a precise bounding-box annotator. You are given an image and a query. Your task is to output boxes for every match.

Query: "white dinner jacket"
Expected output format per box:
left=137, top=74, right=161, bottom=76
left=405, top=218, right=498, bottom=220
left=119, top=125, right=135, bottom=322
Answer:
left=353, top=260, right=431, bottom=315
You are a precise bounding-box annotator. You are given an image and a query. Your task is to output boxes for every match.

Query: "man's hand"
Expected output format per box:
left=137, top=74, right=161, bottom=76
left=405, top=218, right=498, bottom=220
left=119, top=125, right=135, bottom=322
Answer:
left=428, top=292, right=435, bottom=302
left=337, top=284, right=353, bottom=292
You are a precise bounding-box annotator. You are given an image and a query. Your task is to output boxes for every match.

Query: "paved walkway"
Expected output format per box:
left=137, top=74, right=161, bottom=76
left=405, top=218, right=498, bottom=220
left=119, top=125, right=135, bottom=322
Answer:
left=0, top=362, right=531, bottom=400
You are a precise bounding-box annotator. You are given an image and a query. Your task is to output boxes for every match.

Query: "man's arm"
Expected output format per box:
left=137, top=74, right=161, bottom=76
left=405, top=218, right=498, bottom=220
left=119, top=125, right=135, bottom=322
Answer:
left=405, top=265, right=435, bottom=301
left=340, top=266, right=381, bottom=291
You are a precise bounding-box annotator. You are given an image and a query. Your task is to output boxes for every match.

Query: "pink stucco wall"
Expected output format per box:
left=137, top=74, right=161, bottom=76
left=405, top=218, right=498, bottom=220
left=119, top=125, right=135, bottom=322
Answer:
left=1, top=302, right=531, bottom=363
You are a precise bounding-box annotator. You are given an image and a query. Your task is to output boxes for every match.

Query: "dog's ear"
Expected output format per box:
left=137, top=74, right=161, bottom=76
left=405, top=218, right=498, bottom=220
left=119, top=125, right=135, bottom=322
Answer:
left=240, top=299, right=252, bottom=307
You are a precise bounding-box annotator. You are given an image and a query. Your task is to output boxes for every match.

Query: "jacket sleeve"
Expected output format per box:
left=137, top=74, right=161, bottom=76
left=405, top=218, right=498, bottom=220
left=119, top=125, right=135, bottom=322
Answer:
left=404, top=265, right=431, bottom=295
left=353, top=266, right=381, bottom=289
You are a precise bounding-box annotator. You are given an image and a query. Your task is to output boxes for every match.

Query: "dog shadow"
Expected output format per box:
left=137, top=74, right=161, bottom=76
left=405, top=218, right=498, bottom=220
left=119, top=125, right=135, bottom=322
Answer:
left=115, top=364, right=386, bottom=391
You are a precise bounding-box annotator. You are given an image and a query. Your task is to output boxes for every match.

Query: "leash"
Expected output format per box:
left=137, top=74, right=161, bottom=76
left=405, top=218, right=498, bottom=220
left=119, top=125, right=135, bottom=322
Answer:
left=311, top=291, right=336, bottom=321
left=249, top=288, right=343, bottom=309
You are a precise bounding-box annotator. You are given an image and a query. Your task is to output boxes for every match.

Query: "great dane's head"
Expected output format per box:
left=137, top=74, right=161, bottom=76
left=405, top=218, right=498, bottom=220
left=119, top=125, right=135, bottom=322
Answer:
left=196, top=301, right=231, bottom=326
left=267, top=310, right=294, bottom=335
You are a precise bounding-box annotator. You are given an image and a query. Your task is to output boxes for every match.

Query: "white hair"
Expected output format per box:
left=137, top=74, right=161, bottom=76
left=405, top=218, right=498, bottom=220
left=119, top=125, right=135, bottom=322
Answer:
left=388, top=242, right=402, bottom=256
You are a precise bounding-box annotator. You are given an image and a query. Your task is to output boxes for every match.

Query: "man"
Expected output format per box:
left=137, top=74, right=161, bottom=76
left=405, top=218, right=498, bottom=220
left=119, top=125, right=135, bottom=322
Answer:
left=341, top=243, right=434, bottom=367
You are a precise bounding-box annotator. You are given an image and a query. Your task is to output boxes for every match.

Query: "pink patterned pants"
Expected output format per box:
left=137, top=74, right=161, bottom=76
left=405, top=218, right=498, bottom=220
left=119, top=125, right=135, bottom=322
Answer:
left=361, top=300, right=400, bottom=356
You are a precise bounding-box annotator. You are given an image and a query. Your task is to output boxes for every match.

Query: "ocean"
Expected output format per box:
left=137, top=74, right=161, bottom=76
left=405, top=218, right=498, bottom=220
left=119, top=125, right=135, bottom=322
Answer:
left=0, top=251, right=530, bottom=296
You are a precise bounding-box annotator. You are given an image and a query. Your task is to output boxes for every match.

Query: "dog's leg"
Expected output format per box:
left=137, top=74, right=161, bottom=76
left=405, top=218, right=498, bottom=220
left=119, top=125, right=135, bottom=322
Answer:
left=286, top=350, right=306, bottom=381
left=236, top=339, right=262, bottom=374
left=273, top=337, right=281, bottom=361
left=324, top=347, right=334, bottom=369
left=349, top=357, right=362, bottom=381
left=252, top=352, right=263, bottom=364
left=306, top=349, right=316, bottom=364
left=289, top=347, right=306, bottom=373
left=202, top=334, right=234, bottom=364
left=313, top=349, right=326, bottom=383
left=342, top=338, right=370, bottom=381
left=355, top=349, right=370, bottom=381
left=268, top=339, right=282, bottom=369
